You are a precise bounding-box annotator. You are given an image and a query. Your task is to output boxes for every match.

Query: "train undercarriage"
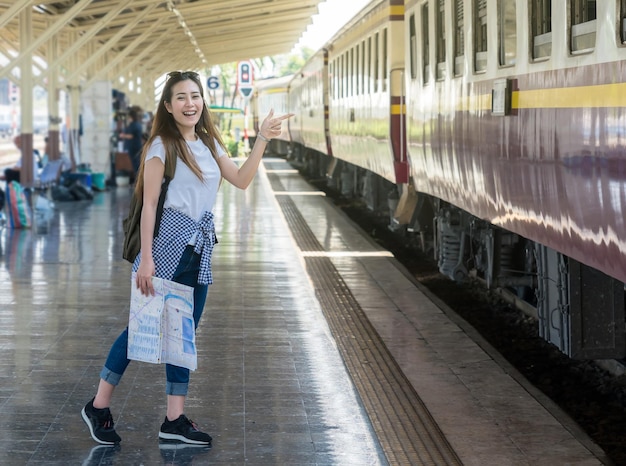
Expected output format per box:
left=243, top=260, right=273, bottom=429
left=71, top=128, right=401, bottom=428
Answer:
left=289, top=146, right=626, bottom=362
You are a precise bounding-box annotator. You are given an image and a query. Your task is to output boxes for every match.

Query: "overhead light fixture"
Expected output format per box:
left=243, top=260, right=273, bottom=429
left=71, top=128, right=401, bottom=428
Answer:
left=166, top=0, right=206, bottom=65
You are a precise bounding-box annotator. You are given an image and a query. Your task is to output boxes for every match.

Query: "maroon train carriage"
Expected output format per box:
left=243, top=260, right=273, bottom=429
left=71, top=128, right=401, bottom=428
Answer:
left=404, top=0, right=626, bottom=359
left=270, top=0, right=626, bottom=361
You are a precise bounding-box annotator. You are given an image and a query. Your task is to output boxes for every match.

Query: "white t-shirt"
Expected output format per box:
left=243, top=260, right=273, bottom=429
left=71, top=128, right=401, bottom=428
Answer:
left=145, top=136, right=225, bottom=221
left=15, top=151, right=40, bottom=181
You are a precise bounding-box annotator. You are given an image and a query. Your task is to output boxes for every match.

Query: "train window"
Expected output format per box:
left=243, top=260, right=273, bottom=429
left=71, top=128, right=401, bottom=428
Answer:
left=345, top=51, right=350, bottom=96
left=330, top=61, right=335, bottom=100
left=356, top=44, right=360, bottom=95
left=335, top=59, right=340, bottom=99
left=352, top=47, right=356, bottom=96
left=530, top=0, right=551, bottom=59
left=622, top=0, right=626, bottom=43
left=361, top=40, right=366, bottom=94
left=410, top=14, right=417, bottom=79
left=334, top=57, right=338, bottom=99
left=498, top=0, right=517, bottom=66
left=345, top=50, right=349, bottom=97
left=345, top=51, right=349, bottom=97
left=570, top=0, right=596, bottom=52
left=454, top=0, right=464, bottom=76
left=382, top=28, right=388, bottom=92
left=366, top=36, right=372, bottom=94
left=333, top=58, right=337, bottom=99
left=335, top=60, right=339, bottom=99
left=474, top=0, right=488, bottom=72
left=350, top=48, right=354, bottom=96
left=368, top=36, right=372, bottom=93
left=436, top=0, right=446, bottom=79
left=352, top=44, right=359, bottom=95
left=374, top=32, right=380, bottom=92
left=340, top=54, right=345, bottom=98
left=341, top=52, right=350, bottom=97
left=422, top=3, right=430, bottom=84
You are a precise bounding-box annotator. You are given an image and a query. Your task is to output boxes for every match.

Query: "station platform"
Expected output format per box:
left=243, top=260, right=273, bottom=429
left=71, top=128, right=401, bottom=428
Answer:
left=0, top=157, right=610, bottom=465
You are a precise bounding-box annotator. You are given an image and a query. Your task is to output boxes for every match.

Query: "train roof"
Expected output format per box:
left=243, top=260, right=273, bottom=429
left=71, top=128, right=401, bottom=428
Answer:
left=254, top=75, right=295, bottom=91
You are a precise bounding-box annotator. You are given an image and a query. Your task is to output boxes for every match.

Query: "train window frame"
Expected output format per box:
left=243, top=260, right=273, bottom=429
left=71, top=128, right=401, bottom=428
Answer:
left=330, top=61, right=336, bottom=100
left=454, top=0, right=465, bottom=76
left=410, top=14, right=418, bottom=79
left=622, top=0, right=626, bottom=44
left=356, top=44, right=360, bottom=95
left=436, top=0, right=447, bottom=80
left=422, top=2, right=430, bottom=84
left=368, top=36, right=372, bottom=93
left=347, top=49, right=351, bottom=97
left=346, top=51, right=350, bottom=97
left=474, top=0, right=488, bottom=73
left=334, top=57, right=338, bottom=99
left=374, top=32, right=380, bottom=92
left=335, top=56, right=341, bottom=100
left=361, top=40, right=366, bottom=94
left=530, top=0, right=552, bottom=60
left=350, top=47, right=354, bottom=97
left=498, top=0, right=517, bottom=67
left=341, top=53, right=345, bottom=98
left=570, top=0, right=596, bottom=53
left=382, top=28, right=388, bottom=92
left=354, top=44, right=361, bottom=95
left=345, top=50, right=349, bottom=97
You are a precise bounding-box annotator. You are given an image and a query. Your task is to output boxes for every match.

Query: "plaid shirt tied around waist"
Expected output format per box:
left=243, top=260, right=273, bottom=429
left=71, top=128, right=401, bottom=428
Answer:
left=132, top=208, right=217, bottom=285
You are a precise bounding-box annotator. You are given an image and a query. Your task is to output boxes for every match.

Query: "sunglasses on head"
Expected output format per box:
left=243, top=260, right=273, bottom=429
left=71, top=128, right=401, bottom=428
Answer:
left=167, top=70, right=200, bottom=80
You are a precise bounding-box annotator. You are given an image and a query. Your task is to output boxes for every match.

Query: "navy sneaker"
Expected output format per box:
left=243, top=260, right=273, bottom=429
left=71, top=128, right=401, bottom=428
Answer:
left=81, top=398, right=121, bottom=445
left=158, top=415, right=212, bottom=445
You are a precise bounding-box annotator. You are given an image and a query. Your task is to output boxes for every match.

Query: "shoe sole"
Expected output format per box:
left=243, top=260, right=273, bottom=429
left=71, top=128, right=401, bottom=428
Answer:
left=81, top=407, right=118, bottom=445
left=158, top=431, right=211, bottom=445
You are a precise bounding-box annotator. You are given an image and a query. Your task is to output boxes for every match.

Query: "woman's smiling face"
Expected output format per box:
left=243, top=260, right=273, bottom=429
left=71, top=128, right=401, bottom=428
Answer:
left=165, top=79, right=203, bottom=134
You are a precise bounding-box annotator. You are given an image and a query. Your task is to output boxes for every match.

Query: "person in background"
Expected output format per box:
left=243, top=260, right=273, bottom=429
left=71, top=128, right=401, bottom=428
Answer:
left=118, top=106, right=144, bottom=177
left=0, top=135, right=40, bottom=184
left=80, top=70, right=292, bottom=446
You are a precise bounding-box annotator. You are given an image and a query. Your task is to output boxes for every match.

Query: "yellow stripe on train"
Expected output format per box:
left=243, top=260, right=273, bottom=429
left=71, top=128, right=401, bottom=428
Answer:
left=459, top=83, right=626, bottom=112
left=390, top=5, right=404, bottom=16
left=391, top=104, right=406, bottom=114
left=513, top=83, right=626, bottom=109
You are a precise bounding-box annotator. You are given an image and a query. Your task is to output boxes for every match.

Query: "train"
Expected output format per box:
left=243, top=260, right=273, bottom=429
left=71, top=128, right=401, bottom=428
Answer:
left=251, top=0, right=626, bottom=361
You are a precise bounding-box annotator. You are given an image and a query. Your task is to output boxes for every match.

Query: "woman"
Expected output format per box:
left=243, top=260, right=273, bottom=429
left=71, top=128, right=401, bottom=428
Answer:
left=81, top=71, right=292, bottom=446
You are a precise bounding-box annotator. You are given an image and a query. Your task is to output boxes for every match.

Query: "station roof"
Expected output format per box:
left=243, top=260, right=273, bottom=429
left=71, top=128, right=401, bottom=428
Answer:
left=0, top=0, right=322, bottom=85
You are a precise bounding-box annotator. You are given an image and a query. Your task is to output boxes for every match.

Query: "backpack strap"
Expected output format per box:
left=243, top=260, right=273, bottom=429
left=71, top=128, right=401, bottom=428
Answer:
left=163, top=148, right=177, bottom=181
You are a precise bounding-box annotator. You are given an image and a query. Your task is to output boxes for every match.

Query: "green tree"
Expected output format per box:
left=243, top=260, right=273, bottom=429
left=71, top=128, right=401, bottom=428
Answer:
left=279, top=46, right=314, bottom=75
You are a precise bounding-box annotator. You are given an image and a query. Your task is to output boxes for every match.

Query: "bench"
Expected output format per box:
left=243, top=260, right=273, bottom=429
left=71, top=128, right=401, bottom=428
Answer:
left=38, top=159, right=64, bottom=188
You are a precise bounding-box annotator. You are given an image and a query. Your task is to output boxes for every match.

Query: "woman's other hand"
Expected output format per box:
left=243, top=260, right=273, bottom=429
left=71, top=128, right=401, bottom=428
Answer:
left=136, top=257, right=156, bottom=296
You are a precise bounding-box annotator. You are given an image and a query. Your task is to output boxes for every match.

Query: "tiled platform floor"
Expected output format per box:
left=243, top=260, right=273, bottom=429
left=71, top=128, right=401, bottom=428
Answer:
left=0, top=163, right=385, bottom=465
left=0, top=157, right=609, bottom=465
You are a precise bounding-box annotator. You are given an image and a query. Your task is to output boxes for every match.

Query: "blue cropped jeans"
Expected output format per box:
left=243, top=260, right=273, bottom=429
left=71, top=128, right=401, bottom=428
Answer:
left=100, top=246, right=208, bottom=396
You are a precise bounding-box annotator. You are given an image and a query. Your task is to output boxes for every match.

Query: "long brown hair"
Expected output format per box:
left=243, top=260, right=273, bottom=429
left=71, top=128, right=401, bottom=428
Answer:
left=134, top=71, right=226, bottom=197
